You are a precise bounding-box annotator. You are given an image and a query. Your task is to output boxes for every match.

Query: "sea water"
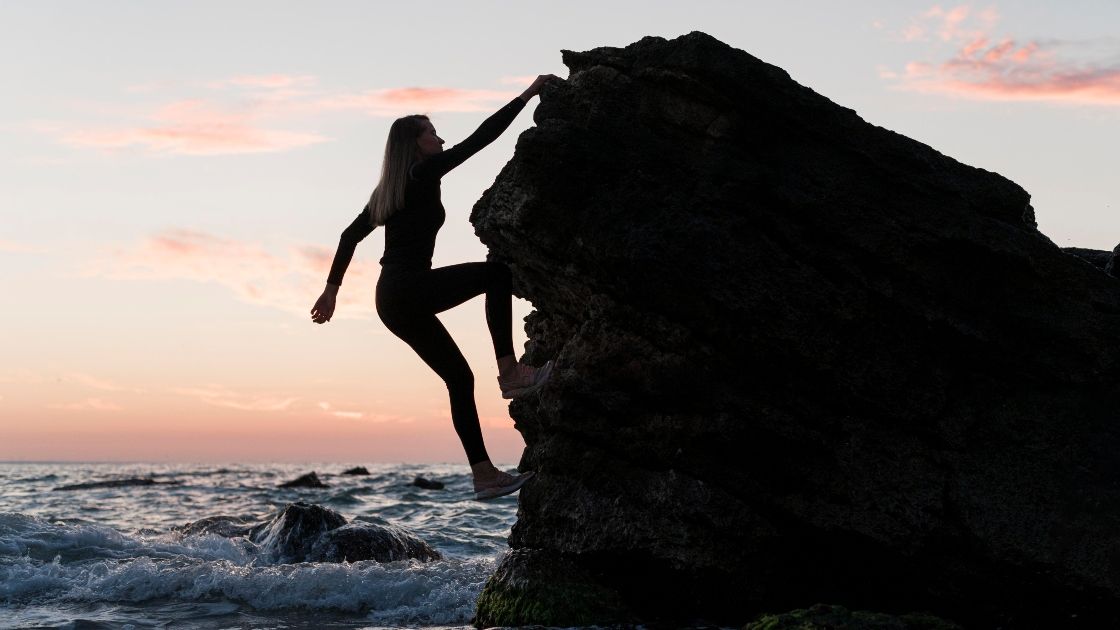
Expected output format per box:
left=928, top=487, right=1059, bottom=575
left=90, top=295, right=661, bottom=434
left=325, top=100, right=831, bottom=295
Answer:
left=0, top=462, right=522, bottom=629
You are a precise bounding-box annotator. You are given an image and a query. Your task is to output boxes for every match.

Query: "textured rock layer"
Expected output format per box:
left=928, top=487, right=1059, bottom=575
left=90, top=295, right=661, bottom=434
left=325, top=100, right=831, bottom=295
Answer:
left=470, top=32, right=1120, bottom=628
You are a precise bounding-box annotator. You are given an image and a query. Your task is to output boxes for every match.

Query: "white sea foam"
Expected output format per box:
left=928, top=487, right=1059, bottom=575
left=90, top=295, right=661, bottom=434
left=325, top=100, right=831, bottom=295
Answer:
left=0, top=512, right=253, bottom=564
left=2, top=553, right=495, bottom=624
left=1, top=512, right=497, bottom=625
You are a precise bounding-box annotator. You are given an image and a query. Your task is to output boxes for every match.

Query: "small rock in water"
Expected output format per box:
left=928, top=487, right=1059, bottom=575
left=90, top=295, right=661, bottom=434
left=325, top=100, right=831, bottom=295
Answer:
left=53, top=477, right=182, bottom=491
left=411, top=476, right=445, bottom=490
left=278, top=471, right=328, bottom=488
left=341, top=466, right=370, bottom=475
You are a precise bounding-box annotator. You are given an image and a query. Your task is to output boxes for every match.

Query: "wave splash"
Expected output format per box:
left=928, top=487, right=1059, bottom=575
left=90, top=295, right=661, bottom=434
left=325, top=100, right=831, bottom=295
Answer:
left=1, top=512, right=496, bottom=625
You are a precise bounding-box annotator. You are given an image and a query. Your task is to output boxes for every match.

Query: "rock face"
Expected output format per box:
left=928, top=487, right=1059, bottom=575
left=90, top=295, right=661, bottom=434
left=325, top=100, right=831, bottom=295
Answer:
left=470, top=32, right=1120, bottom=628
left=1063, top=246, right=1117, bottom=276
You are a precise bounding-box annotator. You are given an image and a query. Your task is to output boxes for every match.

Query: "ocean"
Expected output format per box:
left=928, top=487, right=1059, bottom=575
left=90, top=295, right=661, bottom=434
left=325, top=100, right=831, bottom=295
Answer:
left=0, top=462, right=523, bottom=629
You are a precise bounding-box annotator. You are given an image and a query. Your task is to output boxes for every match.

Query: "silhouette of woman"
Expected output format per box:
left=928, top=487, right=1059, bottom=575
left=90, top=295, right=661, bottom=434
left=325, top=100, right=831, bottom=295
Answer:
left=311, top=74, right=561, bottom=500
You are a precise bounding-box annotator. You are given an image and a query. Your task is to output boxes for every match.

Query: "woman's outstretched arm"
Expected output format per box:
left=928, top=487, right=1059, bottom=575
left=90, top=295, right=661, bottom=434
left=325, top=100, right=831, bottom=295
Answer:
left=311, top=207, right=374, bottom=324
left=411, top=74, right=561, bottom=181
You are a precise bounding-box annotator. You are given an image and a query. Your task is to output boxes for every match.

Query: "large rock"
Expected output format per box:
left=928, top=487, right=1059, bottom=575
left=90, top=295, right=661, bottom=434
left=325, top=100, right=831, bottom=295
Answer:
left=469, top=32, right=1120, bottom=628
left=179, top=502, right=440, bottom=564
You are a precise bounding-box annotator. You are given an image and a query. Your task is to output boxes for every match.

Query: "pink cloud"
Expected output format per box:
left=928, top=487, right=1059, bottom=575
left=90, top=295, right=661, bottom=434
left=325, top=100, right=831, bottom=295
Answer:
left=886, top=6, right=1120, bottom=104
left=302, top=87, right=520, bottom=116
left=52, top=75, right=525, bottom=155
left=62, top=99, right=329, bottom=156
left=85, top=228, right=378, bottom=318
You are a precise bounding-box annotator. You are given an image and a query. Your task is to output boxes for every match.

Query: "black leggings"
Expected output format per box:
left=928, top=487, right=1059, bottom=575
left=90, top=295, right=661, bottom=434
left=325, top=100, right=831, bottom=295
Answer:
left=375, top=261, right=515, bottom=465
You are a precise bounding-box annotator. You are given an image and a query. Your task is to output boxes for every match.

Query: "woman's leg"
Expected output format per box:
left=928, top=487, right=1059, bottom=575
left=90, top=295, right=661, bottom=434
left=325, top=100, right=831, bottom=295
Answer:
left=420, top=261, right=516, bottom=360
left=378, top=308, right=490, bottom=465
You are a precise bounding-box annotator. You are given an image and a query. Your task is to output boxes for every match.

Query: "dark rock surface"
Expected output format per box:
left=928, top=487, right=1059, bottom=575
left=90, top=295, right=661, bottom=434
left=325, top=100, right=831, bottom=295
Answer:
left=744, top=603, right=962, bottom=630
left=278, top=471, right=328, bottom=488
left=178, top=502, right=440, bottom=564
left=312, top=522, right=441, bottom=563
left=341, top=466, right=370, bottom=475
left=411, top=476, right=445, bottom=490
left=1063, top=246, right=1113, bottom=273
left=53, top=477, right=182, bottom=491
left=469, top=32, right=1120, bottom=628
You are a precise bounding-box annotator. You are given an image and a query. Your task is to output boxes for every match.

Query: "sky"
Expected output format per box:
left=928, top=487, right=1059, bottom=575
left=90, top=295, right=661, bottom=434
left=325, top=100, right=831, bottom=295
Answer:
left=1, top=1, right=1118, bottom=464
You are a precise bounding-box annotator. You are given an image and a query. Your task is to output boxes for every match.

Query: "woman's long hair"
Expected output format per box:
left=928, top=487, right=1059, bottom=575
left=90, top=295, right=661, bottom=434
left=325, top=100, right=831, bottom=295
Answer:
left=368, top=114, right=429, bottom=227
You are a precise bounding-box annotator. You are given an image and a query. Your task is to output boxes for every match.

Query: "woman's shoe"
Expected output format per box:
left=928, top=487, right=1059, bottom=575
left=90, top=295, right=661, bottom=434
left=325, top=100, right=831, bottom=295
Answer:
left=473, top=470, right=535, bottom=500
left=497, top=360, right=554, bottom=399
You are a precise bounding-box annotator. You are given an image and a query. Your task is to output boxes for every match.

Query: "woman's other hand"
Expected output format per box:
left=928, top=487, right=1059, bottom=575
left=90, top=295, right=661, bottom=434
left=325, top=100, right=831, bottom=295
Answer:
left=311, top=286, right=338, bottom=324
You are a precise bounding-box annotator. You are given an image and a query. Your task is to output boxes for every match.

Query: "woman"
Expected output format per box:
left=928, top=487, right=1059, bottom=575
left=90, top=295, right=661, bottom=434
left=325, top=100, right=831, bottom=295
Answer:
left=310, top=74, right=561, bottom=500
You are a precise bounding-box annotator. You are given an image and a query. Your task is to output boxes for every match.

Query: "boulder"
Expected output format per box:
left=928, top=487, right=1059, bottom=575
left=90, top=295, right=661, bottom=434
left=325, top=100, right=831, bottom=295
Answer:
left=278, top=471, right=328, bottom=488
left=311, top=522, right=441, bottom=562
left=469, top=32, right=1120, bottom=628
left=341, top=466, right=370, bottom=475
left=249, top=502, right=439, bottom=564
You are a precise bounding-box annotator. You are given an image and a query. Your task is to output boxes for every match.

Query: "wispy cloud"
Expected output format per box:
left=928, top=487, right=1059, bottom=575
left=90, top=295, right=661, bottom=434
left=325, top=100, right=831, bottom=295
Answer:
left=84, top=228, right=376, bottom=318
left=47, top=74, right=525, bottom=156
left=64, top=372, right=146, bottom=393
left=48, top=398, right=122, bottom=411
left=883, top=5, right=1120, bottom=105
left=62, top=98, right=329, bottom=156
left=318, top=400, right=363, bottom=420
left=172, top=384, right=300, bottom=412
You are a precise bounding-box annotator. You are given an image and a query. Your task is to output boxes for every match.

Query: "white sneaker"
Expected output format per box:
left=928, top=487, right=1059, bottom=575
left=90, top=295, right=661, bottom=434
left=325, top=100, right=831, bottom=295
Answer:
left=473, top=470, right=535, bottom=500
left=497, top=360, right=554, bottom=400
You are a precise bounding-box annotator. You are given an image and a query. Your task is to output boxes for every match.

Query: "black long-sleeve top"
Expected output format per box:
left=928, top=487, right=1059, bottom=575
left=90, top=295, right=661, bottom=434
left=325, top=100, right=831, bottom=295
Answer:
left=325, top=96, right=527, bottom=286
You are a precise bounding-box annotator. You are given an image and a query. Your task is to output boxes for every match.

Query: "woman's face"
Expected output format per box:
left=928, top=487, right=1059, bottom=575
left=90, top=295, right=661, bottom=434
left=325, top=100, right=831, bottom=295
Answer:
left=416, top=121, right=444, bottom=157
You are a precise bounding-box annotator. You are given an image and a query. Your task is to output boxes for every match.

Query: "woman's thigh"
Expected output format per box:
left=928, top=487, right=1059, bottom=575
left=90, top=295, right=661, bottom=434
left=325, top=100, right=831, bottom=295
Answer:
left=417, top=262, right=497, bottom=314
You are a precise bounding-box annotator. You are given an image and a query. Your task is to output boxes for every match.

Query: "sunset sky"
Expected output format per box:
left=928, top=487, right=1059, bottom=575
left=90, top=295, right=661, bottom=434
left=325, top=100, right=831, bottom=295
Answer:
left=2, top=1, right=1118, bottom=463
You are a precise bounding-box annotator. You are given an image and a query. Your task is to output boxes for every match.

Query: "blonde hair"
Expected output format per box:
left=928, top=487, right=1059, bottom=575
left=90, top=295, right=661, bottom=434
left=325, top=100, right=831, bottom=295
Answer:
left=368, top=114, right=430, bottom=227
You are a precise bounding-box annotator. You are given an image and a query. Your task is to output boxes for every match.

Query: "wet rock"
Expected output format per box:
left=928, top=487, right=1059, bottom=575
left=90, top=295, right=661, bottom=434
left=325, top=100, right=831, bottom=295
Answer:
left=411, top=476, right=445, bottom=490
left=278, top=471, right=328, bottom=488
left=53, top=477, right=181, bottom=491
left=250, top=502, right=439, bottom=564
left=470, top=31, right=1120, bottom=629
left=252, top=502, right=346, bottom=563
left=311, top=522, right=441, bottom=562
left=1108, top=243, right=1120, bottom=278
left=341, top=466, right=370, bottom=475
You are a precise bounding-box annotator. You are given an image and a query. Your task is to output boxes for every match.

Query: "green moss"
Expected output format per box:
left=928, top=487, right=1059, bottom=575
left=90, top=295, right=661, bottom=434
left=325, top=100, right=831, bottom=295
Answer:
left=473, top=572, right=629, bottom=627
left=745, top=603, right=963, bottom=630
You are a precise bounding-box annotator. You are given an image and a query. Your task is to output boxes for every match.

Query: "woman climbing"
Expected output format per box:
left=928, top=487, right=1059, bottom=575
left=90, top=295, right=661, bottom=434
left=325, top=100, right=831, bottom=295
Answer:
left=310, top=74, right=561, bottom=500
